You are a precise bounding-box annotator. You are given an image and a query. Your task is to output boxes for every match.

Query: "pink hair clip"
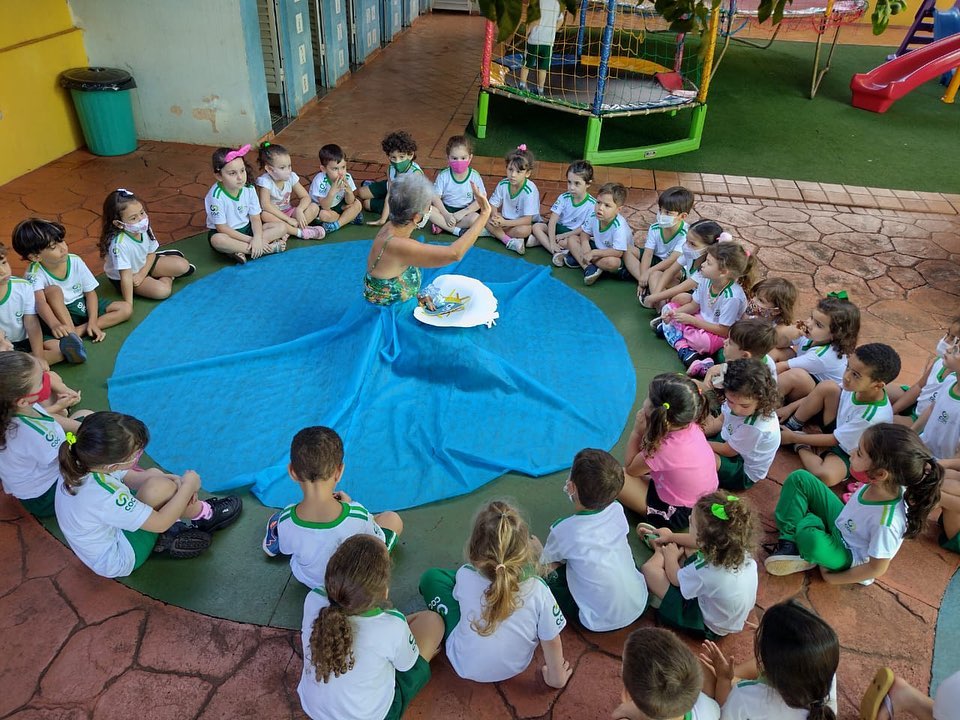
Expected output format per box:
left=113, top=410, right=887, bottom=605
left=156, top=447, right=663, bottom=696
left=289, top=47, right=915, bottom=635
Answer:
left=744, top=248, right=752, bottom=257
left=224, top=144, right=252, bottom=164
left=517, top=143, right=527, bottom=151
left=718, top=231, right=733, bottom=242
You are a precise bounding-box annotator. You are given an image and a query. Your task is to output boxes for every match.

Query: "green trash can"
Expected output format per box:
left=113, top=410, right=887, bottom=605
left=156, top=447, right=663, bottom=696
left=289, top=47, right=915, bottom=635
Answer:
left=60, top=67, right=138, bottom=156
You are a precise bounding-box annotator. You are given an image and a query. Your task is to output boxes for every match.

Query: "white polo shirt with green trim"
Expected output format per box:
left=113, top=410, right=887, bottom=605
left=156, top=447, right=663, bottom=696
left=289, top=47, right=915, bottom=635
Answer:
left=720, top=406, right=780, bottom=483
left=540, top=502, right=647, bottom=631
left=787, top=338, right=847, bottom=384
left=298, top=587, right=419, bottom=720
left=677, top=551, right=758, bottom=636
left=0, top=404, right=63, bottom=499
left=276, top=501, right=387, bottom=588
left=693, top=276, right=747, bottom=327
left=204, top=182, right=262, bottom=230
left=720, top=676, right=837, bottom=719
left=0, top=277, right=37, bottom=342
left=54, top=470, right=153, bottom=578
left=921, top=377, right=960, bottom=460
left=834, top=389, right=893, bottom=455
left=25, top=255, right=98, bottom=306
left=103, top=231, right=159, bottom=280
left=582, top=213, right=632, bottom=252
left=489, top=178, right=541, bottom=221
left=549, top=192, right=596, bottom=231
left=916, top=357, right=950, bottom=418
left=643, top=221, right=688, bottom=258
left=434, top=167, right=486, bottom=209
left=446, top=564, right=565, bottom=682
left=308, top=171, right=357, bottom=206
left=836, top=485, right=907, bottom=568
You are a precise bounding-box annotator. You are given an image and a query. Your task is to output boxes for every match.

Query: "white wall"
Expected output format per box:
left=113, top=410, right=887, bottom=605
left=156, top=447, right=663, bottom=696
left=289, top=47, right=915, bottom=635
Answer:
left=69, top=0, right=271, bottom=145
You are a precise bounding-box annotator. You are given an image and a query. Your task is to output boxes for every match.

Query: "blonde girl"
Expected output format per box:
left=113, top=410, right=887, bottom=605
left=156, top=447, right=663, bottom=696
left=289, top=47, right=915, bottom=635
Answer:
left=486, top=145, right=541, bottom=255
left=641, top=492, right=758, bottom=639
left=658, top=243, right=757, bottom=369
left=298, top=534, right=443, bottom=720
left=748, top=276, right=799, bottom=356
left=643, top=220, right=728, bottom=311
left=99, top=188, right=195, bottom=306
left=254, top=142, right=325, bottom=239
left=204, top=144, right=290, bottom=264
left=419, top=500, right=571, bottom=687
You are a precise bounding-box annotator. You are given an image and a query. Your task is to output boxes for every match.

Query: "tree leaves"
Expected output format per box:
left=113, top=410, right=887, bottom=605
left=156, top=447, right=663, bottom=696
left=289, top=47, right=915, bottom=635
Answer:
left=478, top=0, right=580, bottom=42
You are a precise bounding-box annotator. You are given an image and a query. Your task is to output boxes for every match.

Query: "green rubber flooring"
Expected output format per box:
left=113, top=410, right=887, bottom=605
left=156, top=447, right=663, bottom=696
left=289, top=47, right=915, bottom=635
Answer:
left=472, top=40, right=960, bottom=194
left=41, top=229, right=669, bottom=629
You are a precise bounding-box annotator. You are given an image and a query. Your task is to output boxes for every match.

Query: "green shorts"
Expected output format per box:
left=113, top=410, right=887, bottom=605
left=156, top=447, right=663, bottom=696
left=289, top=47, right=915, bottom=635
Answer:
left=443, top=202, right=467, bottom=214
left=556, top=223, right=574, bottom=235
left=108, top=256, right=161, bottom=293
left=939, top=516, right=960, bottom=554
left=717, top=453, right=754, bottom=491
left=362, top=180, right=389, bottom=215
left=382, top=527, right=398, bottom=553
left=384, top=656, right=431, bottom=720
left=18, top=482, right=57, bottom=518
left=826, top=445, right=851, bottom=472
left=122, top=528, right=159, bottom=570
left=207, top=222, right=252, bottom=244
left=545, top=564, right=581, bottom=627
left=587, top=239, right=628, bottom=278
left=899, top=384, right=920, bottom=421
left=524, top=43, right=553, bottom=70
left=418, top=567, right=461, bottom=641
left=657, top=573, right=718, bottom=640
left=63, top=297, right=114, bottom=327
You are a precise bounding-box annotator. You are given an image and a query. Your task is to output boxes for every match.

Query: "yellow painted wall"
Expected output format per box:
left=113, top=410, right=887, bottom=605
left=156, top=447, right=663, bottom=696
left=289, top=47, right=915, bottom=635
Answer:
left=0, top=0, right=87, bottom=186
left=857, top=0, right=959, bottom=28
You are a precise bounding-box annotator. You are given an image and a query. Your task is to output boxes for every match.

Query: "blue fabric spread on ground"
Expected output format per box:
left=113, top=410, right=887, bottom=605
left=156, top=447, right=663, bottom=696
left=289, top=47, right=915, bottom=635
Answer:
left=108, top=242, right=635, bottom=511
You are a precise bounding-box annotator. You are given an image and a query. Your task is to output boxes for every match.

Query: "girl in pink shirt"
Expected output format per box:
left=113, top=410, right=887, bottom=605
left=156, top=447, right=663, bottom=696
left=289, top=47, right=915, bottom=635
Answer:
left=619, top=373, right=719, bottom=531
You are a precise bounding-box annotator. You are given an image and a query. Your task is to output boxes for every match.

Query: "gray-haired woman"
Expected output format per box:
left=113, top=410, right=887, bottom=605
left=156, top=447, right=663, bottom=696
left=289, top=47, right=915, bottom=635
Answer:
left=363, top=174, right=491, bottom=306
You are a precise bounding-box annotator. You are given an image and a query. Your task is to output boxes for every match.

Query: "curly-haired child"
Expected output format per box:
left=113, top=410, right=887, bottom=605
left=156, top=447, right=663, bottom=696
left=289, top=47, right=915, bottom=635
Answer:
left=641, top=492, right=758, bottom=639
left=356, top=130, right=425, bottom=226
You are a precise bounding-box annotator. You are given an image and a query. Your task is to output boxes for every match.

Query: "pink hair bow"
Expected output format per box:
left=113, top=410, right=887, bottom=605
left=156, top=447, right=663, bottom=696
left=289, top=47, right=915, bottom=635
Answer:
left=718, top=231, right=733, bottom=242
left=224, top=144, right=252, bottom=164
left=517, top=143, right=527, bottom=151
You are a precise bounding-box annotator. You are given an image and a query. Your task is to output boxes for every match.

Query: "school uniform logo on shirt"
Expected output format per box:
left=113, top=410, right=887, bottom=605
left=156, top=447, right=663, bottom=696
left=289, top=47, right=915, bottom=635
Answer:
left=939, top=411, right=950, bottom=424
left=115, top=491, right=138, bottom=511
left=14, top=311, right=22, bottom=319
left=552, top=603, right=564, bottom=626
left=843, top=518, right=857, bottom=533
left=209, top=203, right=220, bottom=215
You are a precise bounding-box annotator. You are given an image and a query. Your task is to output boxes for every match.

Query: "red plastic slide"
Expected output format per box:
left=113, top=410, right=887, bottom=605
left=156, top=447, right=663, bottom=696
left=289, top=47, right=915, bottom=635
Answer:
left=850, top=33, right=960, bottom=112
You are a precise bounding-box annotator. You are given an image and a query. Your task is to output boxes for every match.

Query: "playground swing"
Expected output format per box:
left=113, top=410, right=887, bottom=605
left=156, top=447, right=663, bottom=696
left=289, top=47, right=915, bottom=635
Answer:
left=473, top=0, right=721, bottom=165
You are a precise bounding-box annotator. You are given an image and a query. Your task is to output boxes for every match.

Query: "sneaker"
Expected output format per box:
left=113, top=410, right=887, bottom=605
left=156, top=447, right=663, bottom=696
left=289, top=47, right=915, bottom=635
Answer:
left=179, top=263, right=197, bottom=278
left=321, top=221, right=340, bottom=233
left=653, top=322, right=666, bottom=339
left=361, top=179, right=374, bottom=188
left=677, top=347, right=706, bottom=368
left=506, top=237, right=526, bottom=255
left=687, top=357, right=715, bottom=379
left=650, top=316, right=664, bottom=331
left=262, top=510, right=282, bottom=557
left=518, top=81, right=529, bottom=92
left=300, top=225, right=326, bottom=240
left=431, top=223, right=443, bottom=235
left=763, top=540, right=815, bottom=576
left=190, top=496, right=243, bottom=533
left=352, top=212, right=364, bottom=225
left=563, top=253, right=580, bottom=269
left=154, top=521, right=212, bottom=560
left=583, top=264, right=602, bottom=286
left=59, top=333, right=86, bottom=364
left=783, top=415, right=804, bottom=432
left=552, top=251, right=567, bottom=267
left=156, top=249, right=185, bottom=258
left=525, top=234, right=539, bottom=248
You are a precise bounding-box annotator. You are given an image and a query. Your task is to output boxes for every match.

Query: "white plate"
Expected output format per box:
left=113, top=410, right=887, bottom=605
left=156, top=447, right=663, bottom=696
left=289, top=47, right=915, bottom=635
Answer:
left=413, top=274, right=499, bottom=328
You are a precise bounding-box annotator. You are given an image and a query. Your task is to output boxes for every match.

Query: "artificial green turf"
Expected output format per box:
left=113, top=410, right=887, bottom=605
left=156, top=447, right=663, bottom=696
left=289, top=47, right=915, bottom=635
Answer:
left=472, top=40, right=960, bottom=193
left=42, top=229, right=671, bottom=628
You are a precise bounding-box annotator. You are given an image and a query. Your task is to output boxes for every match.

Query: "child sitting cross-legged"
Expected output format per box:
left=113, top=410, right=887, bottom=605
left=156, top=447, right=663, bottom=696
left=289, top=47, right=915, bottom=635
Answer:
left=640, top=220, right=728, bottom=313
left=532, top=159, right=595, bottom=261
left=297, top=535, right=443, bottom=720
left=888, top=316, right=960, bottom=425
left=765, top=423, right=941, bottom=585
left=707, top=358, right=781, bottom=491
left=640, top=492, right=758, bottom=639
left=254, top=142, right=324, bottom=239
left=419, top=500, right=571, bottom=687
left=262, top=426, right=404, bottom=588
left=699, top=316, right=779, bottom=384
left=540, top=448, right=648, bottom=632
left=913, top=342, right=960, bottom=461
left=309, top=143, right=364, bottom=233
left=0, top=242, right=64, bottom=365
left=356, top=130, right=426, bottom=227
left=613, top=627, right=721, bottom=720
left=700, top=599, right=839, bottom=719
left=780, top=343, right=901, bottom=489
left=624, top=185, right=694, bottom=303
left=563, top=182, right=633, bottom=286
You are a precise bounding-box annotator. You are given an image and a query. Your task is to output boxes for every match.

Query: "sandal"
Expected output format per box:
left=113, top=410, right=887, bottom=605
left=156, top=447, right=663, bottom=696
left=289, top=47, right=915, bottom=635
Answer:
left=860, top=667, right=895, bottom=720
left=231, top=252, right=247, bottom=265
left=636, top=522, right=661, bottom=550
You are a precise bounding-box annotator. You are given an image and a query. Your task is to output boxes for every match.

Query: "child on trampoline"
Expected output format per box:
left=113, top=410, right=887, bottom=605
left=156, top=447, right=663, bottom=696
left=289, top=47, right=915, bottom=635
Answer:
left=356, top=130, right=427, bottom=227
left=563, top=182, right=632, bottom=286
left=418, top=500, right=571, bottom=688
left=309, top=143, right=365, bottom=233
left=640, top=219, right=728, bottom=313
left=486, top=145, right=541, bottom=255
left=532, top=160, right=595, bottom=260
left=625, top=185, right=693, bottom=302
left=431, top=135, right=487, bottom=237
left=99, top=188, right=196, bottom=307
left=262, top=426, right=404, bottom=589
left=518, top=0, right=564, bottom=96
left=254, top=142, right=324, bottom=239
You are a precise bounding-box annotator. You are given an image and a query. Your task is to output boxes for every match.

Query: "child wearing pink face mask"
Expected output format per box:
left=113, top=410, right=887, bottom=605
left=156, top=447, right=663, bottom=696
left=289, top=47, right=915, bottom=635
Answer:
left=431, top=135, right=487, bottom=237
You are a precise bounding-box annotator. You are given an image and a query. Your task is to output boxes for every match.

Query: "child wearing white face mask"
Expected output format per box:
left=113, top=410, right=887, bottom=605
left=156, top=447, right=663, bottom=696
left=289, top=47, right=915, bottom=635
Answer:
left=99, top=189, right=195, bottom=308
left=888, top=315, right=960, bottom=425
left=625, top=186, right=694, bottom=302
left=255, top=142, right=324, bottom=239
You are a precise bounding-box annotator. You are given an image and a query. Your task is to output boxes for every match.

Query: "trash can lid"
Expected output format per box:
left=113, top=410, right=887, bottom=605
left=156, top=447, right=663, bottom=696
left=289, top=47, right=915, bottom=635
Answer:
left=59, top=67, right=137, bottom=91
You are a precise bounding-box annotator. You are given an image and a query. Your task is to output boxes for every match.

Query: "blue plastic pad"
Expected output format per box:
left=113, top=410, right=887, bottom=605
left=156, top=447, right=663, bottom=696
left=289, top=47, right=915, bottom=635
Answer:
left=108, top=243, right=635, bottom=511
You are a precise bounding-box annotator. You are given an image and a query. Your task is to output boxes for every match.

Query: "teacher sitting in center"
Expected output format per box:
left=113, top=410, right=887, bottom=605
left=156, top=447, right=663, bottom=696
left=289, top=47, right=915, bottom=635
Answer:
left=363, top=174, right=491, bottom=306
